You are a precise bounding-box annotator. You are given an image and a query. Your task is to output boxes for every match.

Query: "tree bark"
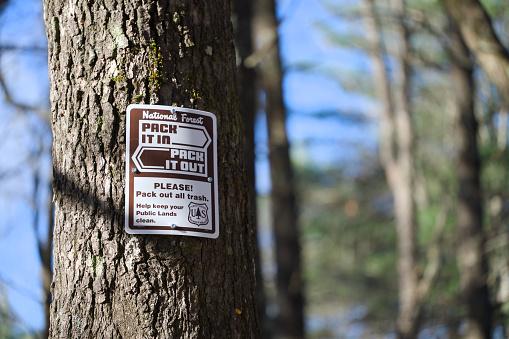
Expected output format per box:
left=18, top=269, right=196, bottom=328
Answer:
left=441, top=0, right=509, bottom=109
left=44, top=0, right=260, bottom=337
left=449, top=23, right=492, bottom=339
left=254, top=0, right=304, bottom=337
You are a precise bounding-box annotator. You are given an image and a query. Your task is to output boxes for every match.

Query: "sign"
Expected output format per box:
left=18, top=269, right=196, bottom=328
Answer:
left=125, top=104, right=219, bottom=238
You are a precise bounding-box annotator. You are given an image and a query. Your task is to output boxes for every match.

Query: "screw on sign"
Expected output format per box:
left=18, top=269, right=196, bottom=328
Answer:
left=125, top=104, right=219, bottom=238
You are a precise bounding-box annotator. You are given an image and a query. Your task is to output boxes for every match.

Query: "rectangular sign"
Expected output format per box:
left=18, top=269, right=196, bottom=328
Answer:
left=125, top=104, right=219, bottom=238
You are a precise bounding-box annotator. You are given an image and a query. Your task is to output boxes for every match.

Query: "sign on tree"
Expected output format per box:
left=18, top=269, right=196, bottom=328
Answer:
left=125, top=104, right=219, bottom=238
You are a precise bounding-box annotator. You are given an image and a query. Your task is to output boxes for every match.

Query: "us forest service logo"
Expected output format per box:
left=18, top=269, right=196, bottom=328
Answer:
left=188, top=203, right=209, bottom=226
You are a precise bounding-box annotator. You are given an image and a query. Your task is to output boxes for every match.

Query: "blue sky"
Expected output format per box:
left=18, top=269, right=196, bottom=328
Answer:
left=255, top=0, right=376, bottom=193
left=0, top=0, right=50, bottom=331
left=0, top=0, right=378, bottom=331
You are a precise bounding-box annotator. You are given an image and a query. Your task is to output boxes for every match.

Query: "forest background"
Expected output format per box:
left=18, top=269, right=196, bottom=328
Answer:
left=1, top=0, right=509, bottom=338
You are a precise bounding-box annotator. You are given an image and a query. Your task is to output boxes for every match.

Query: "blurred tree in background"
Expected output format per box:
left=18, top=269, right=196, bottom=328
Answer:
left=309, top=0, right=509, bottom=337
left=254, top=0, right=305, bottom=337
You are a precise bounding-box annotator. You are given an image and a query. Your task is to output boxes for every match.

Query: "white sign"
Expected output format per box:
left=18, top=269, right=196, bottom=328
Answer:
left=125, top=104, right=219, bottom=238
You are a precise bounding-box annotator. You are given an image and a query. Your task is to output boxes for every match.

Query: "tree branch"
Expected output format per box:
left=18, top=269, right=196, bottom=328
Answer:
left=441, top=0, right=509, bottom=109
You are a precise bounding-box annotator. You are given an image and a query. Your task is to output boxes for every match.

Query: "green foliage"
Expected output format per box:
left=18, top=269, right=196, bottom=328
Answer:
left=0, top=287, right=38, bottom=339
left=480, top=142, right=509, bottom=194
left=306, top=0, right=509, bottom=333
left=295, top=157, right=399, bottom=323
left=314, top=21, right=368, bottom=51
left=480, top=0, right=509, bottom=18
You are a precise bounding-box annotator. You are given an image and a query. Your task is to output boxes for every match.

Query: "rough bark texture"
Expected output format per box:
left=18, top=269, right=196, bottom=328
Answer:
left=363, top=1, right=418, bottom=337
left=254, top=0, right=304, bottom=337
left=450, top=24, right=492, bottom=339
left=441, top=0, right=509, bottom=109
left=231, top=0, right=271, bottom=337
left=44, top=0, right=260, bottom=337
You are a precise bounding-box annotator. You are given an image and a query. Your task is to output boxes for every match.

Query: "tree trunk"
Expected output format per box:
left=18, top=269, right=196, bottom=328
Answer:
left=363, top=0, right=418, bottom=337
left=44, top=0, right=260, bottom=337
left=254, top=0, right=304, bottom=337
left=231, top=0, right=271, bottom=336
left=450, top=23, right=492, bottom=339
left=391, top=2, right=418, bottom=337
left=441, top=0, right=509, bottom=110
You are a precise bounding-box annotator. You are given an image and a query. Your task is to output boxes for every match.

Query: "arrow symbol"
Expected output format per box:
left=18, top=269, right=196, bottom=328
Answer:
left=172, top=125, right=211, bottom=148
